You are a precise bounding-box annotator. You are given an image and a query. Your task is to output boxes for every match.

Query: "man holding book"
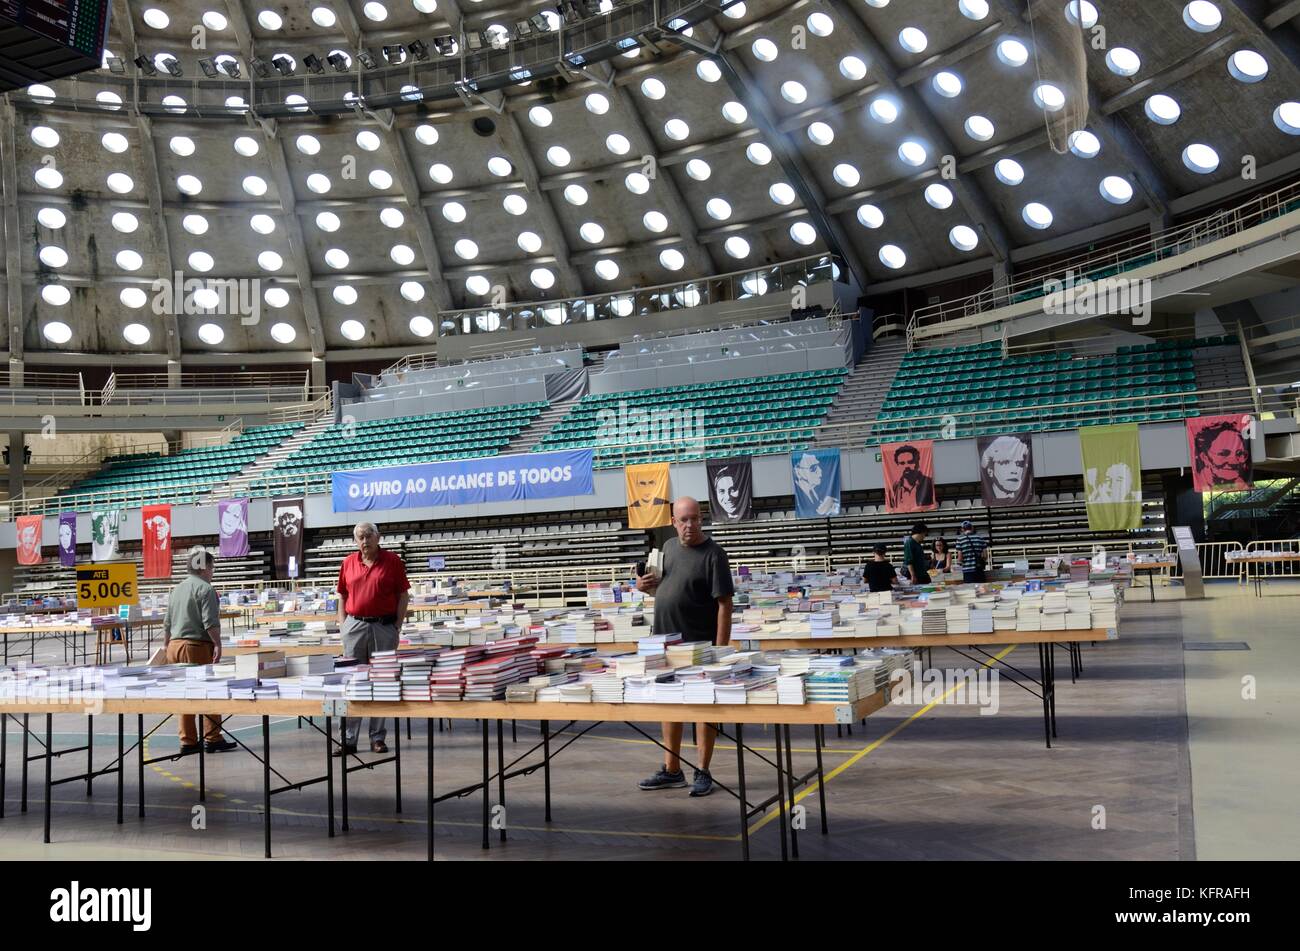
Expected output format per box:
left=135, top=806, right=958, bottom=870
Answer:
left=634, top=496, right=734, bottom=797
left=336, top=521, right=410, bottom=755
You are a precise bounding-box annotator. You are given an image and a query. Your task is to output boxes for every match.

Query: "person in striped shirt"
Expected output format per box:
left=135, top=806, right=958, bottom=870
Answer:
left=953, top=520, right=989, bottom=584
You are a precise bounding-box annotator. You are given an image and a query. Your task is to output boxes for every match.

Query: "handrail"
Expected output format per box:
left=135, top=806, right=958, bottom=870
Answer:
left=7, top=381, right=1280, bottom=517
left=0, top=385, right=331, bottom=410
left=1238, top=321, right=1262, bottom=415
left=909, top=178, right=1300, bottom=335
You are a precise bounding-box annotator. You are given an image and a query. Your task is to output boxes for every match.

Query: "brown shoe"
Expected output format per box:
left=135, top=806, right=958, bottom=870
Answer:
left=332, top=744, right=358, bottom=758
left=371, top=740, right=389, bottom=754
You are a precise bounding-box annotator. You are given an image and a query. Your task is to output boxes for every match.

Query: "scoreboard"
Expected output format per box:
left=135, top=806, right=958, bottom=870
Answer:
left=0, top=0, right=112, bottom=92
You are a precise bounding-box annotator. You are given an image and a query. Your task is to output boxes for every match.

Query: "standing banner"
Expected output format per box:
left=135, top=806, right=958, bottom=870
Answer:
left=706, top=457, right=754, bottom=523
left=882, top=440, right=938, bottom=513
left=141, top=504, right=173, bottom=579
left=272, top=497, right=305, bottom=579
left=1187, top=414, right=1254, bottom=492
left=218, top=497, right=251, bottom=557
left=791, top=448, right=842, bottom=518
left=15, top=515, right=43, bottom=565
left=977, top=433, right=1035, bottom=507
left=91, top=509, right=122, bottom=561
left=58, top=513, right=78, bottom=568
left=625, top=462, right=672, bottom=529
left=1081, top=424, right=1143, bottom=530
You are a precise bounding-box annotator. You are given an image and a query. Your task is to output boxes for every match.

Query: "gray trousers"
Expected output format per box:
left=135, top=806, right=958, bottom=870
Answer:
left=342, top=616, right=399, bottom=745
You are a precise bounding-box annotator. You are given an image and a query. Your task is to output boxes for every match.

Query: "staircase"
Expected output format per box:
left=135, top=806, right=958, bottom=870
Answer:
left=211, top=415, right=334, bottom=499
left=1193, top=343, right=1251, bottom=396
left=814, top=338, right=907, bottom=445
left=509, top=398, right=578, bottom=453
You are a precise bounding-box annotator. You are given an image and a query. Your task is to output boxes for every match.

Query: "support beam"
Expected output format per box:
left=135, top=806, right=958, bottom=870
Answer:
left=376, top=117, right=454, bottom=314
left=1231, top=0, right=1300, bottom=72
left=134, top=116, right=182, bottom=361
left=896, top=22, right=1007, bottom=87
left=1, top=101, right=22, bottom=362
left=1264, top=0, right=1300, bottom=28
left=1099, top=34, right=1238, bottom=115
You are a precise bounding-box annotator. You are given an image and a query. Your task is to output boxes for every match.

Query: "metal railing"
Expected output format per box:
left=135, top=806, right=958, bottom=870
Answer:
left=908, top=178, right=1300, bottom=339
left=106, top=370, right=311, bottom=392
left=1161, top=541, right=1246, bottom=580
left=266, top=393, right=333, bottom=424
left=0, top=384, right=327, bottom=411
left=0, top=370, right=84, bottom=389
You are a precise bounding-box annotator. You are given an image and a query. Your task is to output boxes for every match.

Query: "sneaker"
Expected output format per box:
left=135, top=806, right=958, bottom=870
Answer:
left=638, top=767, right=687, bottom=790
left=689, top=769, right=715, bottom=798
left=203, top=739, right=238, bottom=754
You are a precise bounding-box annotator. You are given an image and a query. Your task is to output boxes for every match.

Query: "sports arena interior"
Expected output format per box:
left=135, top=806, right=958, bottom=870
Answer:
left=1, top=0, right=1299, bottom=866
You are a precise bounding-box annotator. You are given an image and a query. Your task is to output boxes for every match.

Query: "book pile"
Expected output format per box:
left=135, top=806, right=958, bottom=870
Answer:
left=505, top=683, right=537, bottom=702
left=922, top=607, right=947, bottom=635
left=586, top=670, right=624, bottom=703
left=1016, top=595, right=1044, bottom=631
left=993, top=603, right=1017, bottom=631
left=808, top=611, right=837, bottom=638
left=463, top=649, right=539, bottom=701
left=665, top=640, right=709, bottom=669
left=558, top=682, right=592, bottom=702
left=970, top=608, right=994, bottom=634
left=234, top=650, right=287, bottom=681
left=748, top=681, right=779, bottom=704
left=945, top=605, right=969, bottom=635
left=900, top=610, right=924, bottom=635
left=345, top=672, right=372, bottom=700
left=608, top=610, right=647, bottom=643
left=777, top=673, right=807, bottom=704
left=370, top=651, right=403, bottom=701
left=399, top=653, right=435, bottom=701
left=1089, top=584, right=1118, bottom=628
left=637, top=633, right=682, bottom=656
left=624, top=675, right=659, bottom=703
left=806, top=667, right=874, bottom=703
left=679, top=671, right=717, bottom=704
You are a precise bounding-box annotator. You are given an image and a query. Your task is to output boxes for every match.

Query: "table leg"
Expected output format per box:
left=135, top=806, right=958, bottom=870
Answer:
left=21, top=713, right=28, bottom=813
left=340, top=716, right=349, bottom=833
left=1149, top=571, right=1156, bottom=602
left=394, top=718, right=402, bottom=815
left=1049, top=643, right=1058, bottom=738
left=198, top=736, right=206, bottom=803
left=1, top=713, right=7, bottom=820
left=137, top=715, right=145, bottom=818
left=480, top=719, right=490, bottom=851
left=815, top=725, right=828, bottom=835
left=325, top=716, right=334, bottom=838
left=736, top=722, right=750, bottom=862
left=773, top=721, right=789, bottom=862
left=43, top=714, right=52, bottom=844
left=86, top=714, right=93, bottom=797
left=262, top=715, right=272, bottom=859
left=784, top=724, right=799, bottom=860
left=496, top=717, right=506, bottom=843
left=426, top=718, right=434, bottom=862
left=1038, top=644, right=1051, bottom=749
left=116, top=715, right=124, bottom=825
left=541, top=719, right=552, bottom=823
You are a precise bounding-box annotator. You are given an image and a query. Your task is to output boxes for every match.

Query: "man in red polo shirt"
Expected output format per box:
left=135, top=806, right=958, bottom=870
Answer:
left=336, top=521, right=410, bottom=754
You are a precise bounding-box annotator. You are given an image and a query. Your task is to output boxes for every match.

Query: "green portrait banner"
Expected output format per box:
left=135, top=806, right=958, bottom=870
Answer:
left=1080, top=424, right=1143, bottom=531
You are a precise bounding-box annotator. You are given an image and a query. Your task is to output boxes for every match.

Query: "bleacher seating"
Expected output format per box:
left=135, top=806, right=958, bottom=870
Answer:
left=56, top=423, right=303, bottom=507
left=533, top=368, right=848, bottom=467
left=249, top=402, right=546, bottom=493
left=868, top=337, right=1231, bottom=445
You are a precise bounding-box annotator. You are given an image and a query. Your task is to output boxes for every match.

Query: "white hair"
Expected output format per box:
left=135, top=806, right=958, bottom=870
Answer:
left=353, top=521, right=380, bottom=539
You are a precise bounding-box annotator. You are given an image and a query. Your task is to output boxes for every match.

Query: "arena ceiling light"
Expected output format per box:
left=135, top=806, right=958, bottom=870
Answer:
left=265, top=287, right=290, bottom=308
left=1274, top=102, right=1300, bottom=135
left=1145, top=94, right=1181, bottom=124
left=1099, top=176, right=1134, bottom=204
left=949, top=225, right=979, bottom=251
left=41, top=284, right=71, bottom=307
left=997, top=38, right=1029, bottom=67
left=1182, top=143, right=1220, bottom=173
left=1183, top=1, right=1222, bottom=32
left=857, top=204, right=884, bottom=229
left=879, top=244, right=906, bottom=269
left=869, top=97, right=899, bottom=123
left=1068, top=129, right=1101, bottom=157
left=965, top=115, right=995, bottom=140
left=1022, top=202, right=1053, bottom=228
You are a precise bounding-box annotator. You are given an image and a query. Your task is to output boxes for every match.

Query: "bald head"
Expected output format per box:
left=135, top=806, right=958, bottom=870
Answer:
left=672, top=496, right=704, bottom=546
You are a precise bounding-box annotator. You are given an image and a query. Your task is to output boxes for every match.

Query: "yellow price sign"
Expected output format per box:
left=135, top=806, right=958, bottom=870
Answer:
left=76, top=563, right=139, bottom=608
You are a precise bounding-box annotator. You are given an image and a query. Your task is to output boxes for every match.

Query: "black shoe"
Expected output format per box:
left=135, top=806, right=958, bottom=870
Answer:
left=371, top=740, right=389, bottom=754
left=178, top=744, right=201, bottom=756
left=333, top=744, right=358, bottom=757
left=203, top=739, right=238, bottom=753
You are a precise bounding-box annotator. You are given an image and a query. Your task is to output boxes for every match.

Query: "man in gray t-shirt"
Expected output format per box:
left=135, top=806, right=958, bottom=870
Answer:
left=634, top=497, right=734, bottom=798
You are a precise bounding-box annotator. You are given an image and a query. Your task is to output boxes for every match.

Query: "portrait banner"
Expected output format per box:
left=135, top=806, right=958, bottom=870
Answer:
left=1081, top=424, right=1143, bottom=530
left=1187, top=414, right=1254, bottom=492
left=58, top=512, right=78, bottom=568
left=706, top=457, right=753, bottom=523
left=91, top=509, right=122, bottom=562
left=218, top=498, right=251, bottom=557
left=977, top=433, right=1035, bottom=507
left=272, top=497, right=305, bottom=579
left=625, top=463, right=672, bottom=529
left=791, top=448, right=842, bottom=518
left=141, top=504, right=173, bottom=579
left=882, top=440, right=938, bottom=514
left=16, top=515, right=42, bottom=566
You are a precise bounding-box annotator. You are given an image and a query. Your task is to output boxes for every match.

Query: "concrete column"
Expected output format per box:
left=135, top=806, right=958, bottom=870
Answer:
left=310, top=357, right=326, bottom=393
left=167, top=359, right=182, bottom=387
left=7, top=430, right=26, bottom=502
left=6, top=357, right=22, bottom=387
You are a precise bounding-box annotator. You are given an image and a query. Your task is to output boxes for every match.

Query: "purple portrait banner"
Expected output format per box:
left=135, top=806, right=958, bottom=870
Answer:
left=218, top=498, right=250, bottom=557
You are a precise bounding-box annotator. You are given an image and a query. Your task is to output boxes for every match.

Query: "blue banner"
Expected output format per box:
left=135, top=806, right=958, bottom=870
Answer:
left=332, top=449, right=595, bottom=513
left=791, top=447, right=842, bottom=518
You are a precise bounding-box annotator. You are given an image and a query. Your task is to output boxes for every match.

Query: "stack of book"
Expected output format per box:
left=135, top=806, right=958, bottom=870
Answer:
left=777, top=673, right=807, bottom=704
left=970, top=608, right=994, bottom=634
left=558, top=682, right=593, bottom=702
left=505, top=683, right=536, bottom=702
left=370, top=651, right=402, bottom=700
left=922, top=607, right=947, bottom=635
left=653, top=680, right=685, bottom=703
left=587, top=671, right=624, bottom=703
left=638, top=633, right=682, bottom=657
left=624, top=675, right=658, bottom=703
left=234, top=650, right=287, bottom=681
left=808, top=611, right=837, bottom=638
left=400, top=653, right=435, bottom=701
left=345, top=673, right=373, bottom=700
left=993, top=603, right=1018, bottom=631
left=680, top=673, right=717, bottom=704
left=665, top=641, right=709, bottom=669
left=945, top=605, right=969, bottom=635
left=806, top=667, right=874, bottom=703
left=285, top=653, right=335, bottom=677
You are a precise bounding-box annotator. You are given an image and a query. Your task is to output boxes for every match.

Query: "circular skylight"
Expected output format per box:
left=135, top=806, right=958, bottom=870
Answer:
left=340, top=319, right=366, bottom=341
left=1145, top=94, right=1181, bottom=124
left=1099, top=176, right=1134, bottom=204
left=356, top=130, right=381, bottom=152
left=933, top=71, right=963, bottom=97
left=121, top=287, right=147, bottom=308
left=579, top=222, right=606, bottom=244
left=257, top=251, right=282, bottom=271
left=594, top=259, right=620, bottom=281
left=188, top=251, right=214, bottom=273
left=1033, top=83, right=1066, bottom=111
left=316, top=212, right=341, bottom=232
left=466, top=276, right=491, bottom=296
left=311, top=6, right=337, bottom=27
left=840, top=56, right=867, bottom=80
left=547, top=146, right=571, bottom=166
left=442, top=202, right=466, bottom=223
left=517, top=231, right=542, bottom=253
left=258, top=10, right=283, bottom=29
left=1068, top=129, right=1101, bottom=156
left=641, top=77, right=666, bottom=99
left=752, top=38, right=778, bottom=61
left=42, top=321, right=72, bottom=344
left=869, top=97, right=899, bottom=123
left=368, top=169, right=393, bottom=190
left=181, top=213, right=207, bottom=235
left=997, top=38, right=1029, bottom=67
left=1106, top=48, right=1141, bottom=76
left=306, top=173, right=331, bottom=194
left=959, top=0, right=989, bottom=18
left=101, top=132, right=128, bottom=153
left=243, top=175, right=268, bottom=196
left=41, top=284, right=69, bottom=305
left=246, top=214, right=274, bottom=236
left=106, top=172, right=133, bottom=194
left=428, top=163, right=453, bottom=184
left=296, top=134, right=321, bottom=155
left=706, top=198, right=732, bottom=220
left=606, top=134, right=631, bottom=156
left=1228, top=50, right=1268, bottom=82
left=113, top=212, right=140, bottom=233
left=415, top=124, right=439, bottom=145
left=197, top=323, right=224, bottom=345
left=409, top=316, right=434, bottom=338
left=271, top=322, right=297, bottom=344
left=333, top=285, right=358, bottom=305
left=36, top=207, right=65, bottom=229
left=564, top=184, right=588, bottom=205
left=504, top=193, right=529, bottom=214
left=400, top=281, right=426, bottom=301
left=611, top=296, right=634, bottom=317
left=123, top=323, right=151, bottom=345
left=96, top=91, right=122, bottom=111
left=265, top=287, right=290, bottom=308
left=362, top=2, right=388, bottom=21
left=899, top=27, right=928, bottom=53
left=747, top=143, right=772, bottom=165
left=1064, top=1, right=1098, bottom=28
left=1022, top=202, right=1053, bottom=228
left=686, top=159, right=711, bottom=180
left=1183, top=1, right=1222, bottom=31
left=390, top=245, right=415, bottom=266
left=879, top=245, right=907, bottom=269
left=27, top=84, right=55, bottom=103
left=659, top=249, right=685, bottom=271
left=833, top=163, right=861, bottom=187
left=324, top=248, right=350, bottom=269
left=454, top=239, right=479, bottom=260
left=1274, top=102, right=1300, bottom=135
left=585, top=93, right=610, bottom=115
left=857, top=204, right=884, bottom=229
left=965, top=115, right=995, bottom=140
left=38, top=246, right=68, bottom=268
left=924, top=183, right=954, bottom=209
left=806, top=11, right=834, bottom=35
left=162, top=95, right=187, bottom=114
left=725, top=236, right=751, bottom=258
left=769, top=182, right=796, bottom=205
left=808, top=122, right=835, bottom=145
left=176, top=174, right=202, bottom=195
left=781, top=81, right=808, bottom=104
left=898, top=140, right=927, bottom=166
left=34, top=167, right=62, bottom=189
left=1182, top=143, right=1220, bottom=173
left=142, top=8, right=169, bottom=29
left=203, top=11, right=228, bottom=30
left=790, top=221, right=817, bottom=245
left=658, top=117, right=688, bottom=143
left=741, top=274, right=768, bottom=297
left=30, top=126, right=59, bottom=148
left=233, top=136, right=259, bottom=157
left=994, top=158, right=1025, bottom=185
left=696, top=59, right=721, bottom=83
left=721, top=102, right=748, bottom=124
left=949, top=225, right=979, bottom=251
left=528, top=267, right=555, bottom=290
left=528, top=106, right=553, bottom=128
left=643, top=211, right=668, bottom=233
